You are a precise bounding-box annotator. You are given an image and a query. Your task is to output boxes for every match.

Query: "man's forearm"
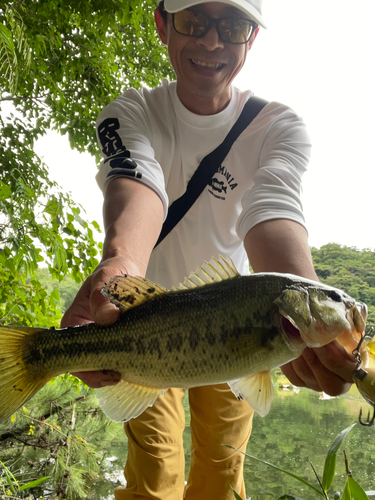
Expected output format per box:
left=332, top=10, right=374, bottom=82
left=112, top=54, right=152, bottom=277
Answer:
left=244, top=219, right=318, bottom=280
left=102, top=177, right=164, bottom=277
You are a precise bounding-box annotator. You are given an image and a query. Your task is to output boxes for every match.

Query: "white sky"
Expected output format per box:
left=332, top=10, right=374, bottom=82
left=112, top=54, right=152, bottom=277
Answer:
left=35, top=0, right=375, bottom=250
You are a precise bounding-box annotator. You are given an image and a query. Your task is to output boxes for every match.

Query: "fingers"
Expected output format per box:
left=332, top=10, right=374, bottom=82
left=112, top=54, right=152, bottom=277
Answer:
left=281, top=360, right=308, bottom=389
left=89, top=263, right=128, bottom=325
left=61, top=260, right=129, bottom=389
left=90, top=286, right=121, bottom=325
left=281, top=340, right=358, bottom=396
left=71, top=370, right=121, bottom=388
left=310, top=341, right=358, bottom=384
left=61, top=281, right=93, bottom=328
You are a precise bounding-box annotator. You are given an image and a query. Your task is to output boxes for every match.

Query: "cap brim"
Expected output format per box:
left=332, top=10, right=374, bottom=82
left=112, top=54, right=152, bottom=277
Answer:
left=163, top=0, right=267, bottom=29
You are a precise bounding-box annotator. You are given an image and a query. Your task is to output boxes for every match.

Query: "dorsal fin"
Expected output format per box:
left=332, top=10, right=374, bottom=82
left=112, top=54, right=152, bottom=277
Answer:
left=102, top=275, right=167, bottom=312
left=172, top=255, right=239, bottom=291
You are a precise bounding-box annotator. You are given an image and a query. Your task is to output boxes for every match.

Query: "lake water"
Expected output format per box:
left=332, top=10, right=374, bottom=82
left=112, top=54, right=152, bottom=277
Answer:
left=91, top=386, right=375, bottom=500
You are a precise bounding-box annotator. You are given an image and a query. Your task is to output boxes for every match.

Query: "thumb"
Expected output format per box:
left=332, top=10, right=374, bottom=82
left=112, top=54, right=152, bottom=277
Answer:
left=90, top=286, right=121, bottom=325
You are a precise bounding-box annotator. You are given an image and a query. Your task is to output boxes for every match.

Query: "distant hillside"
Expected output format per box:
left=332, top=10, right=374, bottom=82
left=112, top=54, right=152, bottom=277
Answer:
left=311, top=243, right=375, bottom=326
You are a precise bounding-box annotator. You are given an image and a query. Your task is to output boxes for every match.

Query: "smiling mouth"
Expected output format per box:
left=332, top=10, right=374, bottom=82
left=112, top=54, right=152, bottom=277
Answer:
left=190, top=59, right=224, bottom=70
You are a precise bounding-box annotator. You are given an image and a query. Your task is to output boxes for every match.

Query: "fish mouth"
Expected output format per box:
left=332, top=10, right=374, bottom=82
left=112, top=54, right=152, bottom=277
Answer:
left=277, top=315, right=306, bottom=356
left=281, top=317, right=303, bottom=342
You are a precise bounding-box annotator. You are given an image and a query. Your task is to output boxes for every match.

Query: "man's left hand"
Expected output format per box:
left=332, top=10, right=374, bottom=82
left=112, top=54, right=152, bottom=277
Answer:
left=281, top=340, right=358, bottom=396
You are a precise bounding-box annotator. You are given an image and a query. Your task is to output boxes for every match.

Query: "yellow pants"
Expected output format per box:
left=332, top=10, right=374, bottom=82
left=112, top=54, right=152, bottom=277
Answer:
left=114, top=383, right=254, bottom=500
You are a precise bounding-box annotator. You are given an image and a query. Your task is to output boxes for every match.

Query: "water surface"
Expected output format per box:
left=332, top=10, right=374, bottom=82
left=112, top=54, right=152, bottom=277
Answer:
left=92, top=386, right=375, bottom=499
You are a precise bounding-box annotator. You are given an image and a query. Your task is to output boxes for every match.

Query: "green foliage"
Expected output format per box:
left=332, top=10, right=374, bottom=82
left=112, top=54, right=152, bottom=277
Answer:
left=311, top=244, right=375, bottom=326
left=0, top=125, right=100, bottom=326
left=341, top=476, right=369, bottom=500
left=0, top=377, right=124, bottom=500
left=1, top=460, right=50, bottom=497
left=229, top=424, right=370, bottom=500
left=321, top=425, right=356, bottom=493
left=0, top=0, right=174, bottom=329
left=0, top=0, right=174, bottom=157
left=0, top=4, right=31, bottom=95
left=36, top=268, right=81, bottom=314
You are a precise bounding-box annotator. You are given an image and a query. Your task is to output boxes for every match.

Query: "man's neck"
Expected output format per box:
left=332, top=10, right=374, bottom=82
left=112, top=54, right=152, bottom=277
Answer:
left=176, top=84, right=232, bottom=115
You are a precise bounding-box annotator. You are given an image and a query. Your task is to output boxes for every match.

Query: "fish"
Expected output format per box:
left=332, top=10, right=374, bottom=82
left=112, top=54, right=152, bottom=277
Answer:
left=0, top=256, right=368, bottom=424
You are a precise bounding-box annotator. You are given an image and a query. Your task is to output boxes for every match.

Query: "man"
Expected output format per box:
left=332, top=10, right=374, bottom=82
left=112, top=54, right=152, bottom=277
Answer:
left=62, top=0, right=358, bottom=498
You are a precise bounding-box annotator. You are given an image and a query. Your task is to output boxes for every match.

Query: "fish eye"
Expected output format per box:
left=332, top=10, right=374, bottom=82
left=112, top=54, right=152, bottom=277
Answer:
left=327, top=290, right=343, bottom=303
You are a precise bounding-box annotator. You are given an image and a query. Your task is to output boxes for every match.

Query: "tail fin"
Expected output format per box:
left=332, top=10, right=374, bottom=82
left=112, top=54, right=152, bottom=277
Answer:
left=0, top=326, right=48, bottom=424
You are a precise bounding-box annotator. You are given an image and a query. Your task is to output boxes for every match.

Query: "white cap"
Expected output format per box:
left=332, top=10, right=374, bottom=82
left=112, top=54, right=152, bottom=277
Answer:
left=161, top=0, right=266, bottom=29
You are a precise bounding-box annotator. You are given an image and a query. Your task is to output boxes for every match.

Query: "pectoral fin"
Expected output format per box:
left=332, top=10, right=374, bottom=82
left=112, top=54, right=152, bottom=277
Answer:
left=95, top=380, right=167, bottom=422
left=228, top=371, right=274, bottom=417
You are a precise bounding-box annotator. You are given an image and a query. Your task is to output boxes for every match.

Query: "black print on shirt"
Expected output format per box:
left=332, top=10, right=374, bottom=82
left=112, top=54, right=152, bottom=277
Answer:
left=208, top=164, right=237, bottom=200
left=98, top=117, right=142, bottom=179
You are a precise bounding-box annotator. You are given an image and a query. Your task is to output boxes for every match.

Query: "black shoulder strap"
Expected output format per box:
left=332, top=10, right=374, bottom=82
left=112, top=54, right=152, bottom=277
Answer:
left=154, top=96, right=268, bottom=248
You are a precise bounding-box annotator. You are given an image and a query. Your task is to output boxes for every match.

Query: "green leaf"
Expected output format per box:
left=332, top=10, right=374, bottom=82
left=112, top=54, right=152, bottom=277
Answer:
left=6, top=474, right=16, bottom=494
left=0, top=22, right=17, bottom=93
left=345, top=476, right=370, bottom=500
left=91, top=219, right=102, bottom=232
left=341, top=477, right=352, bottom=500
left=0, top=461, right=18, bottom=493
left=19, top=476, right=52, bottom=491
left=0, top=180, right=12, bottom=200
left=322, top=424, right=356, bottom=492
left=225, top=446, right=324, bottom=497
left=230, top=485, right=244, bottom=500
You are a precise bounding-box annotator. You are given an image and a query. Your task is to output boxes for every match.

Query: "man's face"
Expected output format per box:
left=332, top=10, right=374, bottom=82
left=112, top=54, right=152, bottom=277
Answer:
left=155, top=2, right=258, bottom=114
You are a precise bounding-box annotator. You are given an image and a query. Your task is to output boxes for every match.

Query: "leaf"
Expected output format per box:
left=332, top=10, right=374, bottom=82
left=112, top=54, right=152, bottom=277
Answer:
left=6, top=474, right=16, bottom=494
left=345, top=476, right=370, bottom=500
left=0, top=22, right=17, bottom=92
left=91, top=220, right=102, bottom=232
left=225, top=446, right=324, bottom=497
left=0, top=180, right=12, bottom=200
left=322, top=424, right=356, bottom=492
left=0, top=461, right=18, bottom=494
left=230, top=485, right=244, bottom=500
left=19, top=476, right=52, bottom=491
left=341, top=477, right=352, bottom=500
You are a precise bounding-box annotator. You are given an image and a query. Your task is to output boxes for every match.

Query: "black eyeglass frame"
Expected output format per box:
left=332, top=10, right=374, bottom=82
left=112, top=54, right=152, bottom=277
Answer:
left=172, top=10, right=258, bottom=45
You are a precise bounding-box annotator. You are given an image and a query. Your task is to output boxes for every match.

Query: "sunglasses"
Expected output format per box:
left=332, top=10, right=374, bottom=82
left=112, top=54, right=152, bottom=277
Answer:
left=172, top=9, right=258, bottom=45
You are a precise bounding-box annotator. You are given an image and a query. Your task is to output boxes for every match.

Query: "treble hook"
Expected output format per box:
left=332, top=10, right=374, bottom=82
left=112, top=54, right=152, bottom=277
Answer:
left=359, top=404, right=375, bottom=427
left=352, top=332, right=368, bottom=366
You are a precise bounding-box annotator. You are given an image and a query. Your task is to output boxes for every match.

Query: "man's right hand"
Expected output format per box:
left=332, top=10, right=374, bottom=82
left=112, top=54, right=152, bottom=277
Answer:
left=60, top=256, right=140, bottom=388
left=62, top=178, right=164, bottom=389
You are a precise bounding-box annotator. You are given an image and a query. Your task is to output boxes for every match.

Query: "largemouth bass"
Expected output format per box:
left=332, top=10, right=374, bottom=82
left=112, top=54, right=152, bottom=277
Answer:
left=0, top=256, right=367, bottom=424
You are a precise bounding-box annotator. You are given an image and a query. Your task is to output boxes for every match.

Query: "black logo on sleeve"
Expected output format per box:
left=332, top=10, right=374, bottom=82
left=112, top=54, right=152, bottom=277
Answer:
left=98, top=117, right=142, bottom=179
